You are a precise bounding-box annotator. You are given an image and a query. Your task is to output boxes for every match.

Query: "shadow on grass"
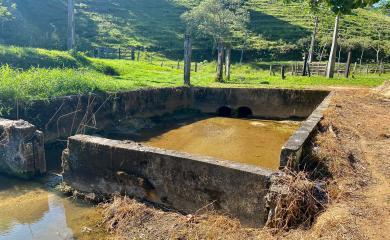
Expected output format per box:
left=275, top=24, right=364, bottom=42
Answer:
left=248, top=10, right=310, bottom=43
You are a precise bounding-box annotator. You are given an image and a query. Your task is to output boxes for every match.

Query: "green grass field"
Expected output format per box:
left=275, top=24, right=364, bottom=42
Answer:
left=0, top=55, right=387, bottom=104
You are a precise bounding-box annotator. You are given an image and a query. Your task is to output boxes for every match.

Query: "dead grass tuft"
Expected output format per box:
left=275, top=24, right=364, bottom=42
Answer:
left=265, top=170, right=328, bottom=231
left=102, top=196, right=266, bottom=240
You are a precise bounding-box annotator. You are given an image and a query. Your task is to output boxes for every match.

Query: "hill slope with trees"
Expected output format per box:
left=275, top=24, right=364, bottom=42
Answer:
left=0, top=0, right=389, bottom=61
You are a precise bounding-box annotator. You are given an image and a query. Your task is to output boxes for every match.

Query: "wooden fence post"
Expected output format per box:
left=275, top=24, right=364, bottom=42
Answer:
left=131, top=47, right=135, bottom=61
left=269, top=65, right=273, bottom=76
left=325, top=63, right=329, bottom=76
left=352, top=62, right=357, bottom=77
left=184, top=34, right=192, bottom=86
left=137, top=51, right=140, bottom=61
left=194, top=62, right=198, bottom=72
left=302, top=52, right=308, bottom=76
left=379, top=61, right=384, bottom=75
left=118, top=48, right=121, bottom=59
left=281, top=65, right=286, bottom=79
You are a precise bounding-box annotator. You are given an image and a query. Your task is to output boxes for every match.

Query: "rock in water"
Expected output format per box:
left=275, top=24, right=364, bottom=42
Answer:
left=0, top=118, right=45, bottom=178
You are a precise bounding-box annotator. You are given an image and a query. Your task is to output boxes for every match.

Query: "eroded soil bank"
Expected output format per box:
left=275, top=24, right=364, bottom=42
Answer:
left=101, top=86, right=390, bottom=240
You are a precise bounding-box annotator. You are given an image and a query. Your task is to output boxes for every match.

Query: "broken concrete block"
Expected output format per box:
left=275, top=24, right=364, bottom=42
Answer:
left=0, top=118, right=46, bottom=178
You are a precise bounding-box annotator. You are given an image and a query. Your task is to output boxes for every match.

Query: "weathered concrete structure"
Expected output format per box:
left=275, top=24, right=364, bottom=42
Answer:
left=1, top=87, right=331, bottom=225
left=280, top=93, right=333, bottom=169
left=3, top=87, right=329, bottom=143
left=62, top=135, right=272, bottom=227
left=0, top=119, right=45, bottom=178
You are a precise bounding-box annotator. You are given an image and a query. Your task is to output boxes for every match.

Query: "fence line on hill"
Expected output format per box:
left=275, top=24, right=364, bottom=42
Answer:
left=268, top=62, right=389, bottom=77
left=92, top=46, right=389, bottom=77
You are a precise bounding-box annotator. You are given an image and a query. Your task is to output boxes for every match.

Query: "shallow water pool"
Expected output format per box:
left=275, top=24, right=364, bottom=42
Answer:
left=137, top=117, right=300, bottom=170
left=0, top=175, right=106, bottom=240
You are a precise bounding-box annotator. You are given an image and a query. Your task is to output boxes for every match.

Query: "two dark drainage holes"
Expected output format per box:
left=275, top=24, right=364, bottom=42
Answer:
left=217, top=106, right=253, bottom=118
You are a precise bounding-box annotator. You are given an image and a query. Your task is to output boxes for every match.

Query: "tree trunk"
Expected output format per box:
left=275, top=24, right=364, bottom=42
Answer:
left=240, top=48, right=244, bottom=64
left=67, top=0, right=75, bottom=50
left=308, top=16, right=319, bottom=63
left=345, top=50, right=352, bottom=78
left=184, top=34, right=192, bottom=86
left=281, top=65, right=286, bottom=79
left=338, top=46, right=342, bottom=65
left=319, top=45, right=325, bottom=62
left=376, top=49, right=380, bottom=64
left=360, top=48, right=364, bottom=66
left=326, top=14, right=340, bottom=79
left=225, top=46, right=231, bottom=80
left=216, top=43, right=224, bottom=82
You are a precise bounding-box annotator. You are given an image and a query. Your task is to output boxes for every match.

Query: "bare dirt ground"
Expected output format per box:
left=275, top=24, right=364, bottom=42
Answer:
left=102, top=84, right=390, bottom=240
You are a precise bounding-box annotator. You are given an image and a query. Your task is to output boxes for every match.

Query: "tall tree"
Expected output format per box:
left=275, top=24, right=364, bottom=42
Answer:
left=67, top=0, right=75, bottom=50
left=282, top=0, right=326, bottom=63
left=324, top=0, right=381, bottom=78
left=0, top=0, right=15, bottom=34
left=181, top=0, right=249, bottom=82
left=368, top=16, right=389, bottom=63
left=0, top=0, right=10, bottom=17
left=355, top=37, right=371, bottom=65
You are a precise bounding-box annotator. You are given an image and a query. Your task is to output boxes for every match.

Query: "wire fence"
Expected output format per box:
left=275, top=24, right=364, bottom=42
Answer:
left=91, top=46, right=389, bottom=76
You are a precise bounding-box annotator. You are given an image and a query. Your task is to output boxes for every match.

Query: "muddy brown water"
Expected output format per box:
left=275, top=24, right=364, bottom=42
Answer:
left=0, top=175, right=106, bottom=240
left=138, top=117, right=300, bottom=170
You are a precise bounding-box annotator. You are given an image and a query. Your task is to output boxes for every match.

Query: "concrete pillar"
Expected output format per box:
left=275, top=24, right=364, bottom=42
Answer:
left=0, top=119, right=45, bottom=178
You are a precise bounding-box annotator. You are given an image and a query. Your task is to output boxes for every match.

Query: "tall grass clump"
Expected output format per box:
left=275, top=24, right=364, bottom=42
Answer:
left=0, top=65, right=114, bottom=101
left=0, top=45, right=90, bottom=69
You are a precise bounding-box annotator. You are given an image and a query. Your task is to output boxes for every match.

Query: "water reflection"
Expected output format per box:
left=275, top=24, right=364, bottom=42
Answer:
left=0, top=175, right=105, bottom=240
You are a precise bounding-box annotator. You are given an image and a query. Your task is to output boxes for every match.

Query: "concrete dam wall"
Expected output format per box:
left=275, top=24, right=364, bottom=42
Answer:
left=62, top=135, right=272, bottom=227
left=1, top=87, right=330, bottom=226
left=3, top=87, right=329, bottom=143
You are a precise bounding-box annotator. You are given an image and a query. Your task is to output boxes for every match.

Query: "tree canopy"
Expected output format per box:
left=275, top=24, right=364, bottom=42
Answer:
left=181, top=0, right=249, bottom=45
left=324, top=0, right=381, bottom=14
left=284, top=0, right=382, bottom=15
left=0, top=0, right=15, bottom=21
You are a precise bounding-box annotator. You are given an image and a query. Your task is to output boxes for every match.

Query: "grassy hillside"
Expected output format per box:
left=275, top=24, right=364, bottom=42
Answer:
left=0, top=0, right=388, bottom=59
left=0, top=45, right=388, bottom=108
left=0, top=45, right=89, bottom=68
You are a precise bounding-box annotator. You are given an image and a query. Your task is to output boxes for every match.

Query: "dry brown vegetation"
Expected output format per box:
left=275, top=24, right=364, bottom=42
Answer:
left=265, top=170, right=328, bottom=231
left=100, top=83, right=390, bottom=240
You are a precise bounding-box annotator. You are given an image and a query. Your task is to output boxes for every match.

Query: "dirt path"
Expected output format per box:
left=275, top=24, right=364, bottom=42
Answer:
left=358, top=138, right=390, bottom=239
left=306, top=87, right=390, bottom=240
left=353, top=90, right=390, bottom=239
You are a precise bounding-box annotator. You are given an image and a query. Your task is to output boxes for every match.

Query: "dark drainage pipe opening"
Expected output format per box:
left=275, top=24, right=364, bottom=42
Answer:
left=237, top=107, right=253, bottom=118
left=217, top=106, right=232, bottom=117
